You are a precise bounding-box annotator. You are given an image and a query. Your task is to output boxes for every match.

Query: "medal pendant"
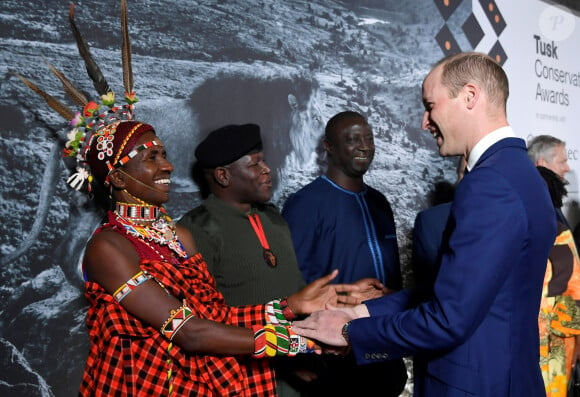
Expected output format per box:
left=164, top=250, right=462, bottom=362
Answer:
left=263, top=249, right=277, bottom=267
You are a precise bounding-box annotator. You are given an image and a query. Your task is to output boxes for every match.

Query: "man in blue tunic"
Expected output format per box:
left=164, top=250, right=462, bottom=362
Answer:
left=282, top=111, right=406, bottom=396
left=282, top=111, right=402, bottom=288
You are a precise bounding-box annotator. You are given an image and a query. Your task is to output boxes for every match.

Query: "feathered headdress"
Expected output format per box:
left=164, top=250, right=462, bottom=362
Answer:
left=14, top=0, right=139, bottom=193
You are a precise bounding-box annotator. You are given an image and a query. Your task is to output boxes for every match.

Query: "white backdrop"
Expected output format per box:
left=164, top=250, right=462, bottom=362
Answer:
left=474, top=0, right=580, bottom=226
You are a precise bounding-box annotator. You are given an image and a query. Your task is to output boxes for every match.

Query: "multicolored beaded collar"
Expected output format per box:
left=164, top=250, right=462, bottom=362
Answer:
left=114, top=203, right=188, bottom=259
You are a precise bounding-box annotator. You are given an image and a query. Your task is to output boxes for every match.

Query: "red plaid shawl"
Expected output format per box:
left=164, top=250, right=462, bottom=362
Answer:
left=80, top=212, right=276, bottom=396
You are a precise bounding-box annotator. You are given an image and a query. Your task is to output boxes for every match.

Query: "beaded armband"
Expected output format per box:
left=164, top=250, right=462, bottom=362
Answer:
left=160, top=300, right=195, bottom=341
left=113, top=270, right=152, bottom=302
left=252, top=324, right=316, bottom=358
left=265, top=298, right=297, bottom=325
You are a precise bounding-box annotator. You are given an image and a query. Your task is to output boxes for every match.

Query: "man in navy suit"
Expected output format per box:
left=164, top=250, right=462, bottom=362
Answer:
left=410, top=155, right=466, bottom=393
left=412, top=156, right=466, bottom=293
left=293, top=52, right=557, bottom=396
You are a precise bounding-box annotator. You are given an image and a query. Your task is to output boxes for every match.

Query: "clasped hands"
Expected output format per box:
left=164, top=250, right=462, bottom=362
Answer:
left=288, top=273, right=385, bottom=354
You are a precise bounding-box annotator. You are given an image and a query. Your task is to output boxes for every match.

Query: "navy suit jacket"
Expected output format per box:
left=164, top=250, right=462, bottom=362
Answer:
left=412, top=201, right=453, bottom=293
left=349, top=138, right=556, bottom=396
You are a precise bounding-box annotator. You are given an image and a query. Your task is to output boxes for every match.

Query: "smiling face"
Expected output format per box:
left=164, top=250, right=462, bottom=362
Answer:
left=225, top=151, right=273, bottom=207
left=421, top=66, right=466, bottom=157
left=114, top=131, right=174, bottom=206
left=325, top=116, right=375, bottom=179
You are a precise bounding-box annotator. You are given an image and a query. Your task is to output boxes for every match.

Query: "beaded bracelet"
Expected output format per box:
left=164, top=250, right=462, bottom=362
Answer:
left=264, top=324, right=279, bottom=357
left=274, top=325, right=291, bottom=356
left=265, top=299, right=288, bottom=325
left=252, top=324, right=316, bottom=358
left=289, top=333, right=316, bottom=356
left=113, top=270, right=152, bottom=302
left=252, top=326, right=267, bottom=358
left=160, top=300, right=195, bottom=340
left=280, top=297, right=297, bottom=321
left=265, top=298, right=297, bottom=325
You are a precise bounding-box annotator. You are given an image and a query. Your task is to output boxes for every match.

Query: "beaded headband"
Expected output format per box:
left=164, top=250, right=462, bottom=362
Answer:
left=14, top=0, right=139, bottom=194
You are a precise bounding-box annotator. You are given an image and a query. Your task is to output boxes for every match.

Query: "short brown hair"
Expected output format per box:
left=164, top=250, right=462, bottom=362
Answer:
left=437, top=52, right=509, bottom=109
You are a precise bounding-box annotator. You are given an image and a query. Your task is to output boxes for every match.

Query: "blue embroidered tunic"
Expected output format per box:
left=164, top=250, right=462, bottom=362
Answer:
left=282, top=175, right=401, bottom=288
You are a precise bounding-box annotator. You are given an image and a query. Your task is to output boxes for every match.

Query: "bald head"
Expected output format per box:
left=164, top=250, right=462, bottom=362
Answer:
left=324, top=111, right=368, bottom=143
left=323, top=111, right=375, bottom=191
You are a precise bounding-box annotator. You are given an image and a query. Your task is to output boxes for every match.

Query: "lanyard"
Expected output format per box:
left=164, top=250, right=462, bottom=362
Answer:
left=247, top=212, right=277, bottom=267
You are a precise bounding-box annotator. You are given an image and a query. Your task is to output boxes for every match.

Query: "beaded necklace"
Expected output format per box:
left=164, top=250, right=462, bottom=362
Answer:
left=116, top=202, right=162, bottom=221
left=114, top=202, right=188, bottom=259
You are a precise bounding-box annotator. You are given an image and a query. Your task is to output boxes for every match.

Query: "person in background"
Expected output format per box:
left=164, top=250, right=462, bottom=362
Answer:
left=536, top=165, right=580, bottom=397
left=179, top=124, right=304, bottom=308
left=292, top=52, right=557, bottom=397
left=527, top=134, right=572, bottom=229
left=178, top=123, right=349, bottom=396
left=282, top=111, right=402, bottom=290
left=412, top=156, right=466, bottom=293
left=282, top=111, right=407, bottom=397
left=410, top=155, right=466, bottom=393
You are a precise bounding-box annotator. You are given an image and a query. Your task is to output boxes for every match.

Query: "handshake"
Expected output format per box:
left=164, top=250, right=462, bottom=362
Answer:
left=287, top=272, right=391, bottom=354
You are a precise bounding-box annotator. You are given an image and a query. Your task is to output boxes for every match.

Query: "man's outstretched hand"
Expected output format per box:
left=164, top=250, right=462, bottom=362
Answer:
left=292, top=304, right=368, bottom=348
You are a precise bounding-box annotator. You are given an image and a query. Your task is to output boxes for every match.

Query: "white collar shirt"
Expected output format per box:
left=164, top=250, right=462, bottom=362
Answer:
left=466, top=126, right=519, bottom=172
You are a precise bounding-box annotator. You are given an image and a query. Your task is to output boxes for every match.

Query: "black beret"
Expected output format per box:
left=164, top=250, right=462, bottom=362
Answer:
left=195, top=124, right=263, bottom=168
